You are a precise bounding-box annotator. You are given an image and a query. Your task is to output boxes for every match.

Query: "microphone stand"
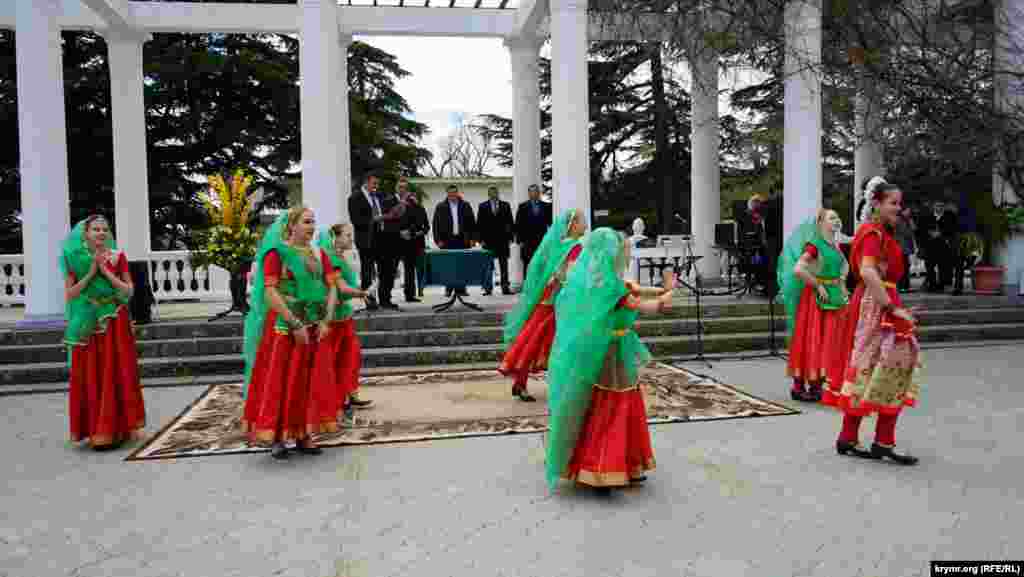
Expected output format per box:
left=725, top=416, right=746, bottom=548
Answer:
left=674, top=238, right=712, bottom=368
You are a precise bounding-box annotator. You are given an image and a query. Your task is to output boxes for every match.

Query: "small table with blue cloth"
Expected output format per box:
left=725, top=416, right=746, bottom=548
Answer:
left=421, top=249, right=494, bottom=312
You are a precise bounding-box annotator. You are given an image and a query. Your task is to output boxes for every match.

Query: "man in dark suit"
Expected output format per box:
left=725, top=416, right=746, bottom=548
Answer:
left=477, top=185, right=515, bottom=295
left=397, top=176, right=430, bottom=303
left=348, top=173, right=384, bottom=310
left=514, top=183, right=552, bottom=271
left=432, top=184, right=476, bottom=296
left=375, top=179, right=405, bottom=310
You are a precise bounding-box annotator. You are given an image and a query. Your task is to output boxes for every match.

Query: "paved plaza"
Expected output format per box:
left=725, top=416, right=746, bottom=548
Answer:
left=1, top=339, right=1022, bottom=577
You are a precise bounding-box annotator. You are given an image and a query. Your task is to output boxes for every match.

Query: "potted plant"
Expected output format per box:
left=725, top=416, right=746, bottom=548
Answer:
left=189, top=170, right=260, bottom=318
left=968, top=193, right=1016, bottom=294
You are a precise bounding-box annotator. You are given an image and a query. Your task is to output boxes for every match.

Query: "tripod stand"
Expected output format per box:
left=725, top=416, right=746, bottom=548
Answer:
left=673, top=238, right=712, bottom=368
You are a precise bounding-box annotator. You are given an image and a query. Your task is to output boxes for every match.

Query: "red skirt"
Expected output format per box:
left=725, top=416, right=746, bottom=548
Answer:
left=786, top=286, right=847, bottom=384
left=314, top=317, right=362, bottom=419
left=499, top=303, right=555, bottom=377
left=68, top=306, right=146, bottom=447
left=243, top=312, right=337, bottom=444
left=564, top=388, right=655, bottom=487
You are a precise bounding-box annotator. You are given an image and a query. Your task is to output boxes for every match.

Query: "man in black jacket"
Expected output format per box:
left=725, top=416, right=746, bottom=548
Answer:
left=348, top=173, right=384, bottom=310
left=432, top=184, right=476, bottom=296
left=514, top=184, right=552, bottom=271
left=375, top=179, right=405, bottom=310
left=477, top=185, right=515, bottom=295
left=397, top=176, right=430, bottom=303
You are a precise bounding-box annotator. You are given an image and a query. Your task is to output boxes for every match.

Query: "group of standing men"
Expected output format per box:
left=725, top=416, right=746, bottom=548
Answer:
left=349, top=174, right=554, bottom=306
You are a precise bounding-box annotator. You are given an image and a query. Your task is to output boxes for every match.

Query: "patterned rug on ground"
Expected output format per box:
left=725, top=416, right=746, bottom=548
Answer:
left=127, top=363, right=798, bottom=460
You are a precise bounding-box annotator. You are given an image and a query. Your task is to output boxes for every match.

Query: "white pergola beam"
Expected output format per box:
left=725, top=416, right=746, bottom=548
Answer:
left=514, top=0, right=549, bottom=38
left=0, top=2, right=515, bottom=36
left=79, top=0, right=136, bottom=31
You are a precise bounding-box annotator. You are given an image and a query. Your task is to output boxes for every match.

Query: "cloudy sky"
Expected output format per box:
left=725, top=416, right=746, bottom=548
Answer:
left=357, top=36, right=516, bottom=176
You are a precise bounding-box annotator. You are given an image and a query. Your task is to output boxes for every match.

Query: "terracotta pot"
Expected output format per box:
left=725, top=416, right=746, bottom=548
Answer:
left=972, top=265, right=1006, bottom=295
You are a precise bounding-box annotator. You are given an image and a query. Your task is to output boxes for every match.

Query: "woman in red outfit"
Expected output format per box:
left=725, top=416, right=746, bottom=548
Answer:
left=824, top=178, right=922, bottom=465
left=315, top=223, right=372, bottom=422
left=545, top=228, right=676, bottom=492
left=777, top=208, right=850, bottom=402
left=62, top=215, right=146, bottom=450
left=242, top=207, right=339, bottom=459
left=500, top=208, right=586, bottom=402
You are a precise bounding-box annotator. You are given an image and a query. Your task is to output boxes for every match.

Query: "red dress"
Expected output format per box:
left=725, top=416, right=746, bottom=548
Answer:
left=786, top=243, right=847, bottom=384
left=499, top=244, right=583, bottom=377
left=824, top=224, right=920, bottom=414
left=313, top=249, right=362, bottom=420
left=67, top=252, right=146, bottom=447
left=243, top=250, right=338, bottom=444
left=564, top=295, right=655, bottom=487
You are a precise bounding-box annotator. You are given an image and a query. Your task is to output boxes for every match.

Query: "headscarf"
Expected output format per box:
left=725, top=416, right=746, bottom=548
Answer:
left=242, top=209, right=328, bottom=389
left=503, top=208, right=581, bottom=346
left=316, top=226, right=360, bottom=321
left=60, top=217, right=129, bottom=356
left=776, top=212, right=849, bottom=334
left=545, top=227, right=630, bottom=490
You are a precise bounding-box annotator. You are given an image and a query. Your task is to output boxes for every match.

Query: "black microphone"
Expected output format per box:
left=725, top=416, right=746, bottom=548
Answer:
left=674, top=214, right=687, bottom=224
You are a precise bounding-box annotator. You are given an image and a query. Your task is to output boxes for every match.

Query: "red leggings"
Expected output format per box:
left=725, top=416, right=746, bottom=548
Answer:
left=838, top=412, right=898, bottom=446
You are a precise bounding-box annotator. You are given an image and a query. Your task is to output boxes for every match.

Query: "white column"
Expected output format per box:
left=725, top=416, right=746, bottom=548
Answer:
left=783, top=0, right=823, bottom=241
left=690, top=48, right=721, bottom=279
left=106, top=30, right=152, bottom=260
left=549, top=0, right=591, bottom=228
left=994, top=0, right=1024, bottom=291
left=853, top=74, right=884, bottom=226
left=506, top=34, right=542, bottom=286
left=299, top=0, right=350, bottom=228
left=15, top=0, right=70, bottom=324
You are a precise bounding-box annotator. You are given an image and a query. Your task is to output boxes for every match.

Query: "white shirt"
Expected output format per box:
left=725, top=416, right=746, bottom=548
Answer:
left=449, top=200, right=460, bottom=237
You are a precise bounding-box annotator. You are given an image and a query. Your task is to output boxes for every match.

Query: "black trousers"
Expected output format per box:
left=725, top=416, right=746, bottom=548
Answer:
left=520, top=241, right=540, bottom=271
left=356, top=243, right=378, bottom=292
left=401, top=241, right=421, bottom=300
left=376, top=232, right=400, bottom=305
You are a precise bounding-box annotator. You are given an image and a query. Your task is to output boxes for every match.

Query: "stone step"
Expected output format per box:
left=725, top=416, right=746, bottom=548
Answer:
left=3, top=292, right=1018, bottom=346
left=4, top=321, right=1024, bottom=387
left=4, top=307, right=1023, bottom=365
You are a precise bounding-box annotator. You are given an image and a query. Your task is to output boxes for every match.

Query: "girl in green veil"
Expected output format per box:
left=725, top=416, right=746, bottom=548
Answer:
left=242, top=207, right=338, bottom=460
left=314, top=223, right=373, bottom=423
left=546, top=228, right=676, bottom=492
left=776, top=209, right=849, bottom=402
left=499, top=209, right=586, bottom=402
left=62, top=215, right=146, bottom=450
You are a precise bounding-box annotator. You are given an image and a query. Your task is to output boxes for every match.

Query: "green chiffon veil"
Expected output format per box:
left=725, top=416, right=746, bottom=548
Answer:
left=59, top=218, right=127, bottom=356
left=316, top=227, right=359, bottom=320
left=777, top=217, right=821, bottom=334
left=503, top=208, right=580, bottom=346
left=242, top=211, right=328, bottom=391
left=545, top=227, right=630, bottom=490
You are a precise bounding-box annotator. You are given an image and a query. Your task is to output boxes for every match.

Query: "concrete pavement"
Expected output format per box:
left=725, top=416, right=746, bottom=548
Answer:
left=1, top=340, right=1022, bottom=577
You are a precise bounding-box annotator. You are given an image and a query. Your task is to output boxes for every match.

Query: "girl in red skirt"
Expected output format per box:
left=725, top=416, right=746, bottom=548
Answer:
left=62, top=215, right=146, bottom=450
left=500, top=208, right=586, bottom=401
left=545, top=228, right=676, bottom=492
left=315, top=223, right=372, bottom=422
left=777, top=208, right=850, bottom=402
left=242, top=207, right=339, bottom=460
left=825, top=178, right=922, bottom=465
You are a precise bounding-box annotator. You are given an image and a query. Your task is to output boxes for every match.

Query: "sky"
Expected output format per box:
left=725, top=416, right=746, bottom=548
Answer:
left=357, top=36, right=516, bottom=176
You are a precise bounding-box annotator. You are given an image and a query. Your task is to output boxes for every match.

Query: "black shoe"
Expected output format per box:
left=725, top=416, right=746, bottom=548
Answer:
left=514, top=391, right=537, bottom=402
left=502, top=287, right=513, bottom=295
left=482, top=289, right=492, bottom=296
left=270, top=443, right=290, bottom=460
left=349, top=394, right=374, bottom=408
left=381, top=302, right=401, bottom=311
left=836, top=440, right=876, bottom=458
left=405, top=297, right=421, bottom=303
left=295, top=442, right=323, bottom=455
left=870, top=443, right=919, bottom=465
